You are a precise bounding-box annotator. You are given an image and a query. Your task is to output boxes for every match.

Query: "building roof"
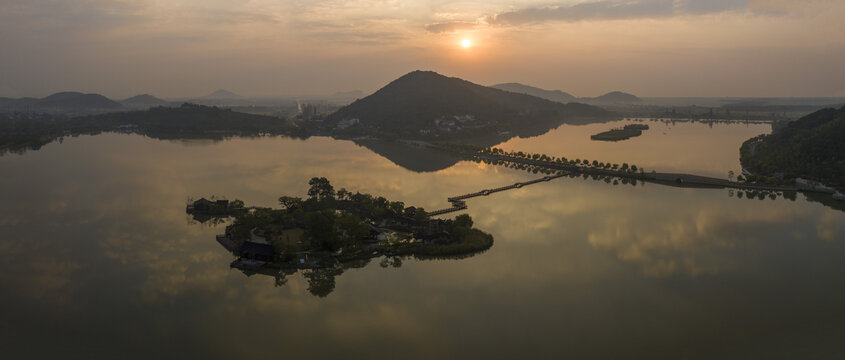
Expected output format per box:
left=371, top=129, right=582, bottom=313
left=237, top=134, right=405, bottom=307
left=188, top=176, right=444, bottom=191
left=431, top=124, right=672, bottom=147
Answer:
left=194, top=198, right=214, bottom=206
left=240, top=241, right=275, bottom=258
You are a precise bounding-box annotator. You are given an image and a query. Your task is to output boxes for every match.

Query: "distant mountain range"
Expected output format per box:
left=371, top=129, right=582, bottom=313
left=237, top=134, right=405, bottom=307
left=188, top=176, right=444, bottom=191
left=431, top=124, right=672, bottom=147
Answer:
left=0, top=103, right=304, bottom=156
left=0, top=92, right=124, bottom=113
left=491, top=82, right=642, bottom=104
left=121, top=94, right=169, bottom=107
left=491, top=83, right=577, bottom=103
left=329, top=70, right=611, bottom=137
left=0, top=92, right=181, bottom=113
left=173, top=89, right=255, bottom=106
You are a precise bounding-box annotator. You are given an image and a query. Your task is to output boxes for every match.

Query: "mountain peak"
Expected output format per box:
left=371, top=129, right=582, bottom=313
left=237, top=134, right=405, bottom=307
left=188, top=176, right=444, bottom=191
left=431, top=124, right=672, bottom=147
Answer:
left=204, top=89, right=242, bottom=99
left=37, top=92, right=123, bottom=110
left=329, top=71, right=611, bottom=136
left=123, top=94, right=168, bottom=106
left=387, top=70, right=457, bottom=87
left=592, top=91, right=641, bottom=103
left=399, top=70, right=441, bottom=78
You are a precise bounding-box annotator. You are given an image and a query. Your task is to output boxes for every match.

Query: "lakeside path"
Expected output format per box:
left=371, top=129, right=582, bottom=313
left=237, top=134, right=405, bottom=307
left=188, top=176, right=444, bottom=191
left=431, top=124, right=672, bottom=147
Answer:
left=428, top=173, right=566, bottom=216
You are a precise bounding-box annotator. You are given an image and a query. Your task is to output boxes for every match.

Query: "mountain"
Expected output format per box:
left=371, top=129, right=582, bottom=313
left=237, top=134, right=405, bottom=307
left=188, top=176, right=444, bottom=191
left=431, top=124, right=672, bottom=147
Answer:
left=122, top=94, right=169, bottom=107
left=39, top=92, right=124, bottom=110
left=589, top=91, right=642, bottom=104
left=0, top=92, right=124, bottom=113
left=328, top=70, right=611, bottom=137
left=740, top=106, right=845, bottom=187
left=491, top=83, right=577, bottom=103
left=203, top=89, right=242, bottom=99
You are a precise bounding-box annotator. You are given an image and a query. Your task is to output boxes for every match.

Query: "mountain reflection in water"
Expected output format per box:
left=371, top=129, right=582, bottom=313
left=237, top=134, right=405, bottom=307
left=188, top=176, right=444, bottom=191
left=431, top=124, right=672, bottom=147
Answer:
left=1, top=121, right=845, bottom=359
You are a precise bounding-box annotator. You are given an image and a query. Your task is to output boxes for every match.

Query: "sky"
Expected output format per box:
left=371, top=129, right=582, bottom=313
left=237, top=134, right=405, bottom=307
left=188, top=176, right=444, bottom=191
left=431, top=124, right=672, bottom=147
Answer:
left=1, top=0, right=844, bottom=99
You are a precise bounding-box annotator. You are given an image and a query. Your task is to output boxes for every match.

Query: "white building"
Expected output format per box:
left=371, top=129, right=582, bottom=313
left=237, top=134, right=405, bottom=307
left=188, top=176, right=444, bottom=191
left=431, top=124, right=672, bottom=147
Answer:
left=796, top=177, right=835, bottom=192
left=335, top=118, right=360, bottom=130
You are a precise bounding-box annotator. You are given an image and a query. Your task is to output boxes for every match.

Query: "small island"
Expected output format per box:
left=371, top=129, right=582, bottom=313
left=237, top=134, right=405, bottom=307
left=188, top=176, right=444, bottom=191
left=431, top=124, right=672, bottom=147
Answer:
left=590, top=123, right=649, bottom=141
left=215, top=177, right=493, bottom=275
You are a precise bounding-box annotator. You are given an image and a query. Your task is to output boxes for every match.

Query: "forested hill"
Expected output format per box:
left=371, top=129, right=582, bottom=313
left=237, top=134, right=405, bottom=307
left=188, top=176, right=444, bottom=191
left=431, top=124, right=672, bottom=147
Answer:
left=0, top=103, right=304, bottom=156
left=740, top=106, right=845, bottom=186
left=1, top=92, right=124, bottom=113
left=589, top=91, right=641, bottom=104
left=71, top=103, right=297, bottom=137
left=328, top=70, right=611, bottom=137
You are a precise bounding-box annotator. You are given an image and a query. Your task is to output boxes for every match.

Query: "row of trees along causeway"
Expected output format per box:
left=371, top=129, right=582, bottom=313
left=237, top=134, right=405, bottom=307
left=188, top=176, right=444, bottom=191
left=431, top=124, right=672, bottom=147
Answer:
left=479, top=147, right=645, bottom=174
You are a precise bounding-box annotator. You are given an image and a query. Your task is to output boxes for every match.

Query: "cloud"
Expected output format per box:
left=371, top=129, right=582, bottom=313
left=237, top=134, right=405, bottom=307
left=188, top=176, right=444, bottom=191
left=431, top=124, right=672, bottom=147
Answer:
left=0, top=0, right=152, bottom=35
left=586, top=205, right=807, bottom=277
left=678, top=0, right=748, bottom=14
left=747, top=0, right=832, bottom=15
left=424, top=21, right=478, bottom=34
left=188, top=8, right=281, bottom=25
left=297, top=20, right=410, bottom=45
left=487, top=0, right=750, bottom=26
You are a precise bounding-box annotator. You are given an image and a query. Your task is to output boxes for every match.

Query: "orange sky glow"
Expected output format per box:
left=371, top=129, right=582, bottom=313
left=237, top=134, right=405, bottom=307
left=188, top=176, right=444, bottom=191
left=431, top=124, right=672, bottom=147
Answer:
left=1, top=0, right=843, bottom=98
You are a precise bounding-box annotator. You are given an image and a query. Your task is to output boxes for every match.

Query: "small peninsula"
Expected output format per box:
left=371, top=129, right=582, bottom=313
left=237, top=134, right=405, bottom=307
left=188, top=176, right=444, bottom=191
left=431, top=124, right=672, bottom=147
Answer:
left=740, top=106, right=845, bottom=191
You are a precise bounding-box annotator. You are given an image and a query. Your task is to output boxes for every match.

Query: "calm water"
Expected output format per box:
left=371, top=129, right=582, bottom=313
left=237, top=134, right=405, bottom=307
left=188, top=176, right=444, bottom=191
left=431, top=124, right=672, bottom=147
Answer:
left=1, top=121, right=844, bottom=359
left=499, top=119, right=772, bottom=178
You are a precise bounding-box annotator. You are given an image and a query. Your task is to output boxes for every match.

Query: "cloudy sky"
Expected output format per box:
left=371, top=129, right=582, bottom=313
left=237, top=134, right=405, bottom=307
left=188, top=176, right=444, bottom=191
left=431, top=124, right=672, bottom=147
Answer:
left=1, top=0, right=844, bottom=98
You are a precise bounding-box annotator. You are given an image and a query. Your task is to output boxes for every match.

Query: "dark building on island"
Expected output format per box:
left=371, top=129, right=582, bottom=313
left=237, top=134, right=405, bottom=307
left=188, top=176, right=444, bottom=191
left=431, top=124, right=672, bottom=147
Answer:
left=189, top=198, right=215, bottom=212
left=187, top=198, right=230, bottom=213
left=239, top=241, right=275, bottom=262
left=414, top=219, right=451, bottom=243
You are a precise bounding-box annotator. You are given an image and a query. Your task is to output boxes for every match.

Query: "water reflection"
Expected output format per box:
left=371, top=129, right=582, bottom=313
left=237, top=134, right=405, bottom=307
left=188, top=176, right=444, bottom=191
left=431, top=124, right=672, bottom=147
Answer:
left=232, top=258, right=371, bottom=298
left=497, top=119, right=772, bottom=178
left=353, top=140, right=464, bottom=172
left=188, top=213, right=231, bottom=226
left=2, top=132, right=845, bottom=358
left=466, top=155, right=845, bottom=277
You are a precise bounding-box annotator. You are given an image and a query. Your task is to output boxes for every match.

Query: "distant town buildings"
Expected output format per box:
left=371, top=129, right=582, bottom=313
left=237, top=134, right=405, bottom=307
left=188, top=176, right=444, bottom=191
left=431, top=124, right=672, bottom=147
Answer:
left=432, top=114, right=480, bottom=134
left=300, top=103, right=318, bottom=121
left=335, top=117, right=360, bottom=130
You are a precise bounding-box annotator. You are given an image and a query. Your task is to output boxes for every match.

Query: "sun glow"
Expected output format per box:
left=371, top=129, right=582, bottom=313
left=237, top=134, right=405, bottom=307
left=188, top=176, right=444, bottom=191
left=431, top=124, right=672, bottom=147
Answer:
left=461, top=39, right=472, bottom=48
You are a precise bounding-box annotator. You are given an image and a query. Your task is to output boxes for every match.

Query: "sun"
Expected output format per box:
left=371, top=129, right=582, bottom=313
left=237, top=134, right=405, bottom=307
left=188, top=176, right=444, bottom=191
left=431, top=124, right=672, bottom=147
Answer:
left=461, top=39, right=472, bottom=48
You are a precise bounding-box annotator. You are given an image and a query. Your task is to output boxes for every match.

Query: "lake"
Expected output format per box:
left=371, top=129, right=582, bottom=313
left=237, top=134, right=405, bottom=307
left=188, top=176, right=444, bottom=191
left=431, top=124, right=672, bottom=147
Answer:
left=1, top=120, right=844, bottom=359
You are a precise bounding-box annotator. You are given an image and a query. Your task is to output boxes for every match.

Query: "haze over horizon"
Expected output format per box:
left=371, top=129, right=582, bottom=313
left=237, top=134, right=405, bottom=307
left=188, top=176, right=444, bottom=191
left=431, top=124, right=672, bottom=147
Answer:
left=2, top=0, right=844, bottom=99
